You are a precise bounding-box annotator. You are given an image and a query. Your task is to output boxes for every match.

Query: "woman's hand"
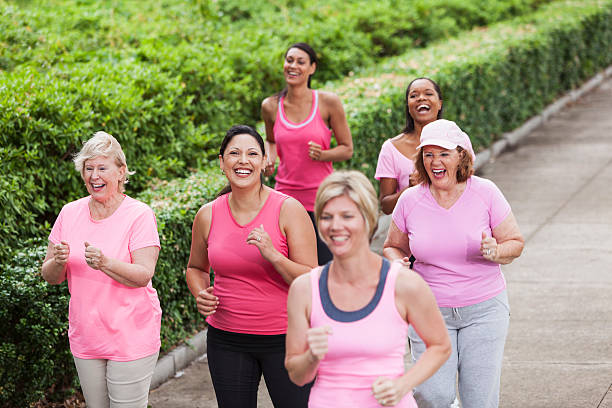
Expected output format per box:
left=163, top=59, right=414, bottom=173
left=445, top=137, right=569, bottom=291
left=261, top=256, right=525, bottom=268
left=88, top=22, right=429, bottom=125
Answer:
left=247, top=224, right=280, bottom=263
left=264, top=159, right=276, bottom=176
left=408, top=170, right=420, bottom=187
left=308, top=141, right=323, bottom=161
left=306, top=325, right=332, bottom=362
left=52, top=241, right=70, bottom=266
left=196, top=286, right=218, bottom=316
left=84, top=241, right=108, bottom=270
left=480, top=231, right=498, bottom=262
left=372, top=376, right=409, bottom=407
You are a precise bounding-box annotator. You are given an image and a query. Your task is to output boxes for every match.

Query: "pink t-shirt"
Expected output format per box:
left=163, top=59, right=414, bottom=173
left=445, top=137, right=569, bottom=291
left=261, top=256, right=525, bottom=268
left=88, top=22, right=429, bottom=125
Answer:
left=392, top=176, right=511, bottom=307
left=375, top=139, right=415, bottom=191
left=48, top=195, right=161, bottom=361
left=308, top=260, right=416, bottom=408
left=273, top=90, right=333, bottom=211
left=207, top=190, right=291, bottom=334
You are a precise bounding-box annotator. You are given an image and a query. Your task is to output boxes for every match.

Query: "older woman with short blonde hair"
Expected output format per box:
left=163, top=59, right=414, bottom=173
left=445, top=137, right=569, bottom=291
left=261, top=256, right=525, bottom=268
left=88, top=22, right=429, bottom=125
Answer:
left=42, top=131, right=161, bottom=408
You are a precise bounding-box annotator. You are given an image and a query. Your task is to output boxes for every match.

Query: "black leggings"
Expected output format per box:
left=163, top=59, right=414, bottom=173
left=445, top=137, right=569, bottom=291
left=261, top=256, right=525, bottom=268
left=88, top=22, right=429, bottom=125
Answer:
left=307, top=211, right=333, bottom=266
left=206, top=325, right=311, bottom=408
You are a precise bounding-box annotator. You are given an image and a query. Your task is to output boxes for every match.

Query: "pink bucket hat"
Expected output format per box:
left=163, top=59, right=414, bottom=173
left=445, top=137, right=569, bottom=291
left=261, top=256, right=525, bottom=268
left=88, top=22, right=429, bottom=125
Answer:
left=417, top=119, right=476, bottom=161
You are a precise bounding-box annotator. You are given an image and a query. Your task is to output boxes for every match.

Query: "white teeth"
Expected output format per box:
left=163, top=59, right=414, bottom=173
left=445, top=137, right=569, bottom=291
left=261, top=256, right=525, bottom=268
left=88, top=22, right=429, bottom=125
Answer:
left=331, top=236, right=348, bottom=242
left=432, top=169, right=445, bottom=175
left=235, top=169, right=252, bottom=175
left=92, top=184, right=104, bottom=188
left=417, top=104, right=430, bottom=111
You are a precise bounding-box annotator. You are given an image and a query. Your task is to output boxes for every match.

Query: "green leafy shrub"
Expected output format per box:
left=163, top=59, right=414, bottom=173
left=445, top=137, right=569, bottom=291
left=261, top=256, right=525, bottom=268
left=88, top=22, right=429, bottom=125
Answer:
left=333, top=0, right=612, bottom=178
left=140, top=169, right=227, bottom=350
left=0, top=61, right=211, bottom=263
left=0, top=0, right=553, bottom=263
left=0, top=239, right=75, bottom=407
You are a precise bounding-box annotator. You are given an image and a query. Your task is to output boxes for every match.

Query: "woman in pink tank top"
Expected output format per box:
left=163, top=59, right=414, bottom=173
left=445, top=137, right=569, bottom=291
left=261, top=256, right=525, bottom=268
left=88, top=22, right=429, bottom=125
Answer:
left=262, top=42, right=354, bottom=266
left=285, top=170, right=451, bottom=408
left=186, top=125, right=317, bottom=407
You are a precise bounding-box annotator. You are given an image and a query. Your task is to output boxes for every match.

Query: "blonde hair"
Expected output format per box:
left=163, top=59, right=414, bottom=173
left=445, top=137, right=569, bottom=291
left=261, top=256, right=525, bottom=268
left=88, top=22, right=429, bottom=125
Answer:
left=314, top=170, right=379, bottom=241
left=73, top=131, right=133, bottom=192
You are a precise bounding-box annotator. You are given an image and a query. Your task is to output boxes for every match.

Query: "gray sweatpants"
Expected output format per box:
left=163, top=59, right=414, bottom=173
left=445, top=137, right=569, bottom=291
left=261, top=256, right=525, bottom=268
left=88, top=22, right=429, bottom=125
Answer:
left=73, top=351, right=159, bottom=408
left=409, top=290, right=510, bottom=408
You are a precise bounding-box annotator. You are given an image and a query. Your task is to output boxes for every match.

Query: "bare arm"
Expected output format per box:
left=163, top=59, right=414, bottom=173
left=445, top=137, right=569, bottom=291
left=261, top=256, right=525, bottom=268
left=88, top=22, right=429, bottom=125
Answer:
left=262, top=97, right=278, bottom=176
left=379, top=178, right=407, bottom=215
left=285, top=274, right=326, bottom=386
left=90, top=245, right=159, bottom=287
left=481, top=211, right=524, bottom=264
left=382, top=220, right=412, bottom=264
left=186, top=204, right=219, bottom=316
left=373, top=267, right=451, bottom=405
left=247, top=198, right=317, bottom=284
left=317, top=92, right=353, bottom=162
left=41, top=241, right=69, bottom=285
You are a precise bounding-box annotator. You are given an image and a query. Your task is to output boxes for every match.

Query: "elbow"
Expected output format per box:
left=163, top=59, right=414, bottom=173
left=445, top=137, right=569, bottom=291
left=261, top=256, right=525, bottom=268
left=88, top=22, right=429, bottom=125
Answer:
left=345, top=145, right=354, bottom=160
left=381, top=245, right=395, bottom=259
left=134, top=276, right=153, bottom=288
left=381, top=204, right=393, bottom=215
left=133, top=270, right=155, bottom=288
left=42, top=275, right=63, bottom=285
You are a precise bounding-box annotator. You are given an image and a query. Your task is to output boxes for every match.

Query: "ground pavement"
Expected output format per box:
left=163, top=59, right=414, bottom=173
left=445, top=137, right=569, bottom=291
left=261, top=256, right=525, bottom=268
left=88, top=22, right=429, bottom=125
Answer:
left=148, top=76, right=612, bottom=408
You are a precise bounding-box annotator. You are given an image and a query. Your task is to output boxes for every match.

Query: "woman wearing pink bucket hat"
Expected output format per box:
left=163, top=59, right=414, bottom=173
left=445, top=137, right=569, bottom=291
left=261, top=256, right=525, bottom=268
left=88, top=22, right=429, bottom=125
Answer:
left=383, top=119, right=524, bottom=408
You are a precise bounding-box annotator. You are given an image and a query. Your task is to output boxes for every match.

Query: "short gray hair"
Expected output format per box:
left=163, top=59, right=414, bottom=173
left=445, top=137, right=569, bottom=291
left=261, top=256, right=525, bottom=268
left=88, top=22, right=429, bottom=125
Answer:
left=73, top=131, right=133, bottom=192
left=314, top=170, right=379, bottom=241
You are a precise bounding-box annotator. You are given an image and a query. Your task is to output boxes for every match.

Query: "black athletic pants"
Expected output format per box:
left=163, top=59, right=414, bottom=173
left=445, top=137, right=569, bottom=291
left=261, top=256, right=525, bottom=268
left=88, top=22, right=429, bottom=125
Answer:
left=206, top=325, right=311, bottom=408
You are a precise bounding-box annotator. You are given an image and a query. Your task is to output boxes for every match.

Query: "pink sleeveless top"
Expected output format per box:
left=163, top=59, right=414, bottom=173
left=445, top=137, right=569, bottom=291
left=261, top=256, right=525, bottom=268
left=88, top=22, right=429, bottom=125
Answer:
left=309, top=259, right=417, bottom=408
left=207, top=190, right=290, bottom=334
left=273, top=90, right=333, bottom=211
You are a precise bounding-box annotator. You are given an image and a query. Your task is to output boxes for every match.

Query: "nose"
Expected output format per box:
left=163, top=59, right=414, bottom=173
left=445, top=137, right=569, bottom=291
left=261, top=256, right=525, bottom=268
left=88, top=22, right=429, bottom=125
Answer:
left=329, top=215, right=342, bottom=230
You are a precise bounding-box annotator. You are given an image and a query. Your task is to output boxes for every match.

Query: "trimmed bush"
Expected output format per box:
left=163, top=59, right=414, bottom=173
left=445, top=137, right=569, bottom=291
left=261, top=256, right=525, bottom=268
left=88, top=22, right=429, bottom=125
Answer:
left=0, top=239, right=75, bottom=407
left=139, top=170, right=227, bottom=350
left=0, top=0, right=552, bottom=264
left=332, top=0, right=612, bottom=177
left=0, top=61, right=213, bottom=263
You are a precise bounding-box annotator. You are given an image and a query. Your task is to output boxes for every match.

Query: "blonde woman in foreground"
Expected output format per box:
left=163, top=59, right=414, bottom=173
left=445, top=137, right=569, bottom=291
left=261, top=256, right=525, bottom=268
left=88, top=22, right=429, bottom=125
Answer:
left=285, top=170, right=451, bottom=407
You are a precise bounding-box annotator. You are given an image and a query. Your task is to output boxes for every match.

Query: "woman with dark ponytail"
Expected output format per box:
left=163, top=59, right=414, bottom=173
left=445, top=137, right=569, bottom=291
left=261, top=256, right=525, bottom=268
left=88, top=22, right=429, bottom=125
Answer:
left=375, top=77, right=443, bottom=215
left=262, top=43, right=353, bottom=266
left=186, top=125, right=316, bottom=407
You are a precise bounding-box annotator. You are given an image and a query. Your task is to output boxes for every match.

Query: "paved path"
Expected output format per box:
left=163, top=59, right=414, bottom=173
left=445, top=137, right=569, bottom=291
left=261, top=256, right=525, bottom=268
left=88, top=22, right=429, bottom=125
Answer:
left=149, top=77, right=612, bottom=407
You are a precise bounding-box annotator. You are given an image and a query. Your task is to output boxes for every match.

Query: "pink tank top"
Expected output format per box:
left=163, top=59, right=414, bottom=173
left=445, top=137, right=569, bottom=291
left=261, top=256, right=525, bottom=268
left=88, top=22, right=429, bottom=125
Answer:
left=207, top=190, right=290, bottom=334
left=309, top=259, right=417, bottom=408
left=273, top=90, right=333, bottom=211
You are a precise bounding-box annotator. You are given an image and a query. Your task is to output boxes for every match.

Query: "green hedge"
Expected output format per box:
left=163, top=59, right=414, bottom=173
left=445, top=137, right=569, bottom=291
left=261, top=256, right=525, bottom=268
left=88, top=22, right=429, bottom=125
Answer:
left=0, top=0, right=550, bottom=264
left=334, top=0, right=612, bottom=176
left=2, top=0, right=611, bottom=405
left=0, top=61, right=213, bottom=263
left=0, top=239, right=76, bottom=407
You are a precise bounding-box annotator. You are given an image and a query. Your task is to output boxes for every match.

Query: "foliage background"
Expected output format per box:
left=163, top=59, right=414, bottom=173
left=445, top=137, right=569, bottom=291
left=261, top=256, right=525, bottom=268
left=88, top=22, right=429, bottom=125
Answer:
left=1, top=0, right=611, bottom=405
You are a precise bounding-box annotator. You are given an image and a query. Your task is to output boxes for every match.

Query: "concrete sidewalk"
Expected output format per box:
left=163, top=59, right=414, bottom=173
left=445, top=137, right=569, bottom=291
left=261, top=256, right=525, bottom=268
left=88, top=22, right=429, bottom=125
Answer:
left=149, top=72, right=612, bottom=407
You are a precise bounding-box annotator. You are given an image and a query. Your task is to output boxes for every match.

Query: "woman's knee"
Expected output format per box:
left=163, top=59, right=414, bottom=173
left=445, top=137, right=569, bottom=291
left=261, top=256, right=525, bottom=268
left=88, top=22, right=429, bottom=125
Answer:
left=414, top=384, right=456, bottom=408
